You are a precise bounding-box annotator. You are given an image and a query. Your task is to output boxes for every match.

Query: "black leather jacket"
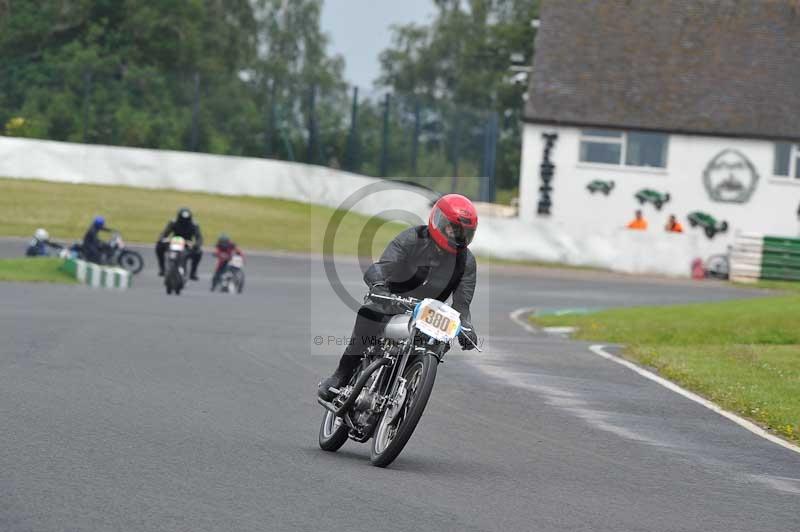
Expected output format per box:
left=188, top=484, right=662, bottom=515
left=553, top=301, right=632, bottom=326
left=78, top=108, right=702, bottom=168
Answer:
left=159, top=219, right=203, bottom=247
left=364, top=226, right=476, bottom=323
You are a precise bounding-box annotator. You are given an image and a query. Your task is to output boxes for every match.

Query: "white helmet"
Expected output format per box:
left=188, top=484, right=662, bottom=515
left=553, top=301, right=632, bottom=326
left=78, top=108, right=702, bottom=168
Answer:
left=34, top=228, right=49, bottom=241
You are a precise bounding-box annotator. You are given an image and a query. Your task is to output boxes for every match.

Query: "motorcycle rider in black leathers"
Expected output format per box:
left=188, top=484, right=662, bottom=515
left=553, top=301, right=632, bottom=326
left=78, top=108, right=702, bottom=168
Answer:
left=318, top=194, right=480, bottom=401
left=82, top=215, right=112, bottom=264
left=155, top=207, right=203, bottom=279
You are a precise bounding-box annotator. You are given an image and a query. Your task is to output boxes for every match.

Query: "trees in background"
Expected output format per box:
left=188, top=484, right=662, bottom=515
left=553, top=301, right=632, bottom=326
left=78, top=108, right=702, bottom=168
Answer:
left=0, top=0, right=345, bottom=158
left=378, top=0, right=538, bottom=191
left=0, top=0, right=537, bottom=197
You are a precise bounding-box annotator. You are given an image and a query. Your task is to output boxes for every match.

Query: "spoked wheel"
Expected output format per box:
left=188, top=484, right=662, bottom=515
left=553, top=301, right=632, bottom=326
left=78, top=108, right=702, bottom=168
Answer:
left=318, top=410, right=349, bottom=452
left=370, top=354, right=437, bottom=468
left=118, top=250, right=144, bottom=274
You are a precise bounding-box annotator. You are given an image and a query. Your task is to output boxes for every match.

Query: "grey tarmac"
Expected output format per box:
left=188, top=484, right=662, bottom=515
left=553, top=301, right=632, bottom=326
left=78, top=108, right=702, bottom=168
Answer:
left=0, top=239, right=797, bottom=532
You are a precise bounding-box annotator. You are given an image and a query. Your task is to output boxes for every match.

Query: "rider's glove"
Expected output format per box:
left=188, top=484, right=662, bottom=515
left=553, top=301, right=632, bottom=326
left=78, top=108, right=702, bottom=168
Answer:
left=459, top=324, right=478, bottom=351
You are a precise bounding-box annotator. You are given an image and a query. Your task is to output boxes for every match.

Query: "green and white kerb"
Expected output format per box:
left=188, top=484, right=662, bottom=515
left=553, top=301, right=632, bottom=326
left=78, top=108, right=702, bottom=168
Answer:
left=730, top=233, right=800, bottom=283
left=61, top=259, right=132, bottom=290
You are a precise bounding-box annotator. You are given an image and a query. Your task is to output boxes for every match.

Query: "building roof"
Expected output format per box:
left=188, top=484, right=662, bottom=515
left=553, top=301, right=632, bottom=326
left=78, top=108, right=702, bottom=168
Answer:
left=525, top=0, right=800, bottom=141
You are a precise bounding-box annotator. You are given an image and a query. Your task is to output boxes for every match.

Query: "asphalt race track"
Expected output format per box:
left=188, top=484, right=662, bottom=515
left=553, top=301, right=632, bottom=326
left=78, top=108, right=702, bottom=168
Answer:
left=1, top=239, right=798, bottom=531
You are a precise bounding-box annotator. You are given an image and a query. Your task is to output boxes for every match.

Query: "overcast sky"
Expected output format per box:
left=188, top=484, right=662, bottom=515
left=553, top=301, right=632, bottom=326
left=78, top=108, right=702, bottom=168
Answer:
left=320, top=0, right=436, bottom=89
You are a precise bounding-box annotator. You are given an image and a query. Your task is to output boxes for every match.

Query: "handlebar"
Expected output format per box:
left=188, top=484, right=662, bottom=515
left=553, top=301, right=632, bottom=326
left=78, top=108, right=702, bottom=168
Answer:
left=161, top=237, right=197, bottom=246
left=366, top=291, right=420, bottom=307
left=367, top=290, right=482, bottom=352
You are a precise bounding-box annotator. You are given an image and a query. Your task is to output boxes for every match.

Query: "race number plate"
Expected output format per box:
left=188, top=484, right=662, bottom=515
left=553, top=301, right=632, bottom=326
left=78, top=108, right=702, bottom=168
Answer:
left=230, top=255, right=244, bottom=268
left=169, top=237, right=186, bottom=252
left=414, top=298, right=461, bottom=342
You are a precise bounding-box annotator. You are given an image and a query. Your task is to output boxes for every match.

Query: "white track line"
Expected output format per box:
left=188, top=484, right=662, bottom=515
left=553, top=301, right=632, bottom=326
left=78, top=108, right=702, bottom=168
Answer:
left=510, top=307, right=800, bottom=456
left=509, top=306, right=539, bottom=334
left=588, top=345, right=800, bottom=455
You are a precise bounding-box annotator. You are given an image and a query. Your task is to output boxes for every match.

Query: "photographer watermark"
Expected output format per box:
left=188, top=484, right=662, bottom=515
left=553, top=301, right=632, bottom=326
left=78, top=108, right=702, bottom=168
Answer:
left=311, top=333, right=486, bottom=350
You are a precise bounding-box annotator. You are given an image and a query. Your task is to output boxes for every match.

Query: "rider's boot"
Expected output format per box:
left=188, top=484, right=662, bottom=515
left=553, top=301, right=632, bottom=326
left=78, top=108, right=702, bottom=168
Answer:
left=317, top=356, right=360, bottom=401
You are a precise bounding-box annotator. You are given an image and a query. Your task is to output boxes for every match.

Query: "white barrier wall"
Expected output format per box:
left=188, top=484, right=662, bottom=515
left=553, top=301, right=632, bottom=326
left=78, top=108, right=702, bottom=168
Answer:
left=517, top=124, right=800, bottom=275
left=0, top=136, right=436, bottom=222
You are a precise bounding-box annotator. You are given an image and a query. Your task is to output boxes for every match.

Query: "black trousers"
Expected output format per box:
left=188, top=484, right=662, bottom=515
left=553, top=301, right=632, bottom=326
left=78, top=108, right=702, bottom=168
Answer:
left=335, top=306, right=392, bottom=376
left=155, top=241, right=202, bottom=275
left=83, top=242, right=111, bottom=264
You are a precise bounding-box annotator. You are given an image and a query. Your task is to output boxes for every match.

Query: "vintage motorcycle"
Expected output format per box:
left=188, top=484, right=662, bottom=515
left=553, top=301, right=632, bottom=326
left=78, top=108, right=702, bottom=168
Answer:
left=215, top=254, right=245, bottom=294
left=317, top=291, right=479, bottom=468
left=108, top=232, right=145, bottom=274
left=66, top=231, right=144, bottom=274
left=164, top=236, right=189, bottom=295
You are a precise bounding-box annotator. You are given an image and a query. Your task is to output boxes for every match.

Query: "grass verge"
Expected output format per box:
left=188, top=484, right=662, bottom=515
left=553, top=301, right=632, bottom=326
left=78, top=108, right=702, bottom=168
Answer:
left=733, top=279, right=800, bottom=294
left=0, top=258, right=77, bottom=284
left=532, top=296, right=800, bottom=445
left=0, top=178, right=406, bottom=256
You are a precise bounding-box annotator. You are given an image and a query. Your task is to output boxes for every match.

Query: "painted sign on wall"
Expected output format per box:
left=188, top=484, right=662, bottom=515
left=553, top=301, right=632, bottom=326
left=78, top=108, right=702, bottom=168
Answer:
left=702, top=149, right=759, bottom=204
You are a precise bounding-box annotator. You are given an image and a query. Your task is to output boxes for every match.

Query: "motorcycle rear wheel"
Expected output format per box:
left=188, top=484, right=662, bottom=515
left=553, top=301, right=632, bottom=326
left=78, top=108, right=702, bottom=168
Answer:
left=118, top=250, right=144, bottom=274
left=318, top=410, right=349, bottom=452
left=370, top=354, right=437, bottom=468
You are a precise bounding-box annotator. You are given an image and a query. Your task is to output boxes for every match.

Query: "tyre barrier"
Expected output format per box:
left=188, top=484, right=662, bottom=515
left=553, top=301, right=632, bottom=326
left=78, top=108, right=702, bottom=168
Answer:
left=60, top=258, right=132, bottom=290
left=730, top=233, right=800, bottom=283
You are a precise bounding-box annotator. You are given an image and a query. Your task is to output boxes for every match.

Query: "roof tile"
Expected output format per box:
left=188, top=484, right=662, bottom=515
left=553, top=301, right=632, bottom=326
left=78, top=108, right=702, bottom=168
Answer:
left=526, top=0, right=800, bottom=141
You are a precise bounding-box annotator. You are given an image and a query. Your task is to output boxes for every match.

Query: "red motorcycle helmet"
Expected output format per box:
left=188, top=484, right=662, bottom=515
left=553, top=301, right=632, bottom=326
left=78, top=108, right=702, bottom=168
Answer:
left=428, top=194, right=478, bottom=254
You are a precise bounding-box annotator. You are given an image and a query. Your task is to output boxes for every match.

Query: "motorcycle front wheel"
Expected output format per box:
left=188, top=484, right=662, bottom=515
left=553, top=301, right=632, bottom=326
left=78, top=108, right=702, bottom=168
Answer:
left=370, top=354, right=437, bottom=468
left=118, top=250, right=144, bottom=274
left=318, top=410, right=349, bottom=452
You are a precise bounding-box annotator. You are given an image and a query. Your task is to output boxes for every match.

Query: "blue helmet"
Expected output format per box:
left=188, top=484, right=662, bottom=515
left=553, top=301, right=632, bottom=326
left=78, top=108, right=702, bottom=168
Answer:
left=93, top=215, right=106, bottom=229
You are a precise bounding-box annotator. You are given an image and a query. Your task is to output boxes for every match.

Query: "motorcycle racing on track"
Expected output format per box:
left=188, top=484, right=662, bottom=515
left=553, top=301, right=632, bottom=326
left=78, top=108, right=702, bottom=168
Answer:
left=163, top=236, right=191, bottom=295
left=318, top=290, right=480, bottom=467
left=317, top=193, right=481, bottom=468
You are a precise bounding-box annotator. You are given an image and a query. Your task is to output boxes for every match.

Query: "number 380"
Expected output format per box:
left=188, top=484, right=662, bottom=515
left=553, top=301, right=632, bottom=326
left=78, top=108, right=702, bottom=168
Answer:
left=424, top=309, right=451, bottom=332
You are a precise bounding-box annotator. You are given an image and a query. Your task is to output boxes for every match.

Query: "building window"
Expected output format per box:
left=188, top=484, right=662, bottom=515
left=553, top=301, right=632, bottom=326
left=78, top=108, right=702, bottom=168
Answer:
left=774, top=142, right=800, bottom=178
left=580, top=129, right=668, bottom=168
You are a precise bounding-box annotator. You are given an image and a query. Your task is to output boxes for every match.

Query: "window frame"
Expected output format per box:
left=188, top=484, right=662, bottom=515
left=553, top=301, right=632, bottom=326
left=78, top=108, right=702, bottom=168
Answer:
left=773, top=142, right=800, bottom=179
left=579, top=129, right=668, bottom=169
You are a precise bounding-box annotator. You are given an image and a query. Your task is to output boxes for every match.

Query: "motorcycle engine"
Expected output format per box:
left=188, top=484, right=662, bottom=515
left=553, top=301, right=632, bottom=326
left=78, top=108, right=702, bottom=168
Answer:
left=352, top=372, right=381, bottom=428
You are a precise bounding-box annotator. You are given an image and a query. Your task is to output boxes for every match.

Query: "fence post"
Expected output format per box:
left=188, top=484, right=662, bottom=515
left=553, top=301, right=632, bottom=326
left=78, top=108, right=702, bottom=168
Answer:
left=450, top=112, right=460, bottom=193
left=281, top=129, right=295, bottom=162
left=190, top=71, right=200, bottom=151
left=82, top=69, right=92, bottom=144
left=379, top=93, right=391, bottom=177
left=411, top=99, right=421, bottom=177
left=345, top=86, right=360, bottom=172
left=265, top=79, right=277, bottom=158
left=306, top=85, right=318, bottom=164
left=480, top=111, right=499, bottom=202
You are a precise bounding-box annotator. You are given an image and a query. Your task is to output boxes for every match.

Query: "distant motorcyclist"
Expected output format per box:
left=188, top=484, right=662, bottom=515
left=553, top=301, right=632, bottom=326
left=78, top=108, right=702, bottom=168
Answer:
left=210, top=233, right=245, bottom=291
left=26, top=228, right=63, bottom=257
left=82, top=216, right=112, bottom=263
left=318, top=194, right=479, bottom=401
left=156, top=207, right=203, bottom=279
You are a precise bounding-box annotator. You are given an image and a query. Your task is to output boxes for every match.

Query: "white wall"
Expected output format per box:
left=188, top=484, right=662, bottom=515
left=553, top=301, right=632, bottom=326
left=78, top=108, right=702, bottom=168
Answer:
left=0, top=136, right=438, bottom=223
left=516, top=124, right=800, bottom=275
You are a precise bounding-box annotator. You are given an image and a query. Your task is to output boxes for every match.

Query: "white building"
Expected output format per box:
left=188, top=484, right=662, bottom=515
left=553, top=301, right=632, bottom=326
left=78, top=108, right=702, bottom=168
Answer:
left=518, top=0, right=800, bottom=273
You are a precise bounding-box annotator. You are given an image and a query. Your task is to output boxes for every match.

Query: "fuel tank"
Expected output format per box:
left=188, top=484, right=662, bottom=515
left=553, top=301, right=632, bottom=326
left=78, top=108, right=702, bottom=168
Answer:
left=382, top=314, right=411, bottom=340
